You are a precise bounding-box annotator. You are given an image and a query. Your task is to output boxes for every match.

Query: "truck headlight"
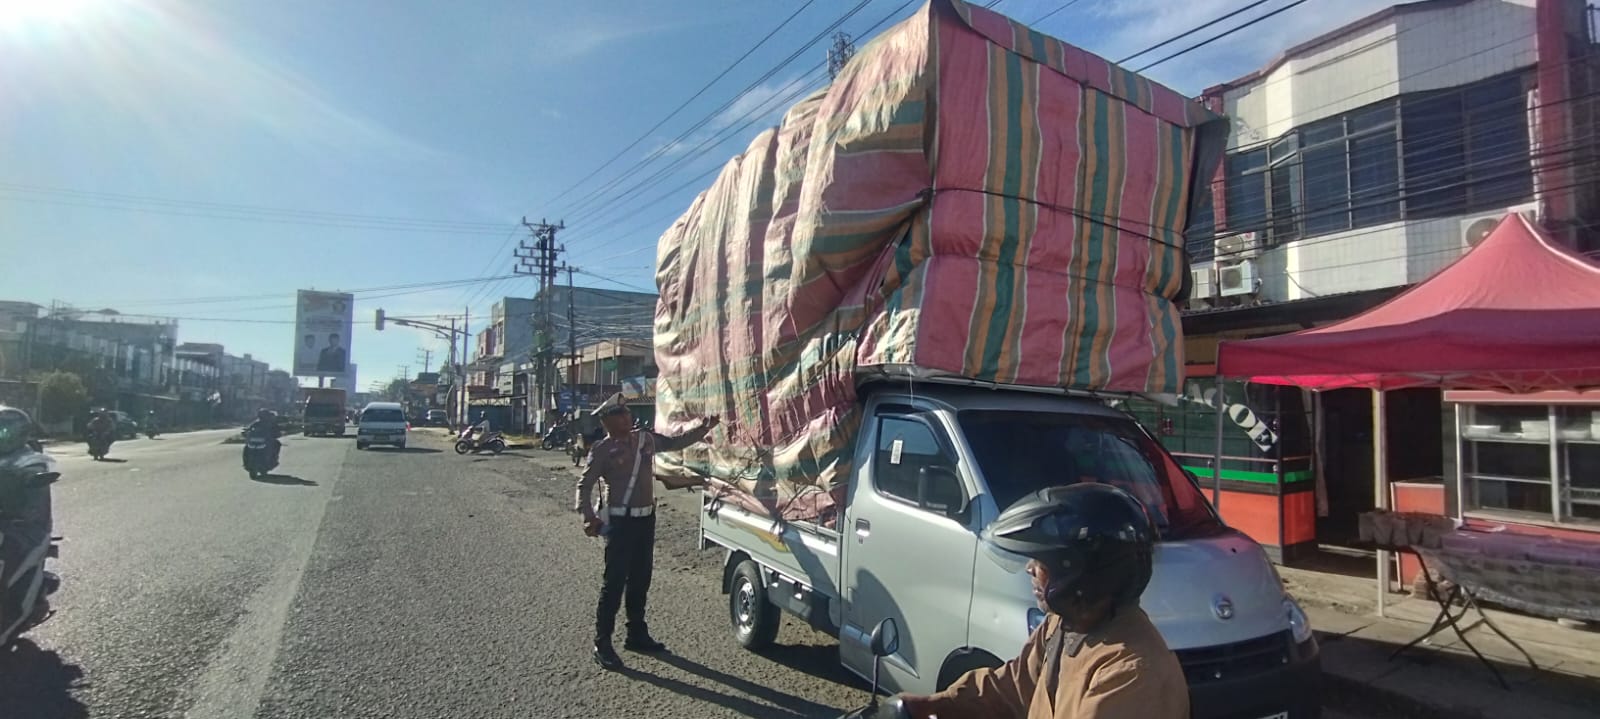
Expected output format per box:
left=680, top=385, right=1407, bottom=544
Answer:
left=1285, top=597, right=1313, bottom=645
left=1027, top=607, right=1046, bottom=634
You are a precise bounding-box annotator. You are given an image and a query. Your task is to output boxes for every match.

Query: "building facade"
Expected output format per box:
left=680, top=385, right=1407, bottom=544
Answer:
left=1135, top=0, right=1600, bottom=561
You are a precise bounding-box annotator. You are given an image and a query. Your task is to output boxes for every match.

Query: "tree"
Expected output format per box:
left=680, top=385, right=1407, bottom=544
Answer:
left=37, top=371, right=88, bottom=424
left=384, top=378, right=410, bottom=402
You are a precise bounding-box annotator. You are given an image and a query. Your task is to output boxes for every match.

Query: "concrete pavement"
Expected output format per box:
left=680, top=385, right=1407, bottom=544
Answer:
left=3, top=428, right=1393, bottom=717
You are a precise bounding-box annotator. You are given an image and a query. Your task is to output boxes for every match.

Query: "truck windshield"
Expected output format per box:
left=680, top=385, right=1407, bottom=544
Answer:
left=362, top=409, right=405, bottom=423
left=957, top=410, right=1222, bottom=540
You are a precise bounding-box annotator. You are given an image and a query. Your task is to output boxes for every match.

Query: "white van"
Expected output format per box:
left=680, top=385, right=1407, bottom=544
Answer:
left=356, top=402, right=409, bottom=450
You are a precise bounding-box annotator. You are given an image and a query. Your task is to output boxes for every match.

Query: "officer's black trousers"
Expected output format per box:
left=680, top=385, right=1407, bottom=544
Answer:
left=595, top=513, right=655, bottom=644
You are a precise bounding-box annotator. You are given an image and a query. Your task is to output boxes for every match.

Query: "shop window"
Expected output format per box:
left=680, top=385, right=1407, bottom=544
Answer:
left=1401, top=72, right=1532, bottom=219
left=1460, top=403, right=1600, bottom=525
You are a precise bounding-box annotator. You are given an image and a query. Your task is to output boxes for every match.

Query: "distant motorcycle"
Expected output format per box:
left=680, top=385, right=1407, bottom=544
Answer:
left=1, top=433, right=62, bottom=649
left=86, top=431, right=114, bottom=461
left=243, top=435, right=280, bottom=478
left=454, top=428, right=506, bottom=455
left=540, top=425, right=573, bottom=451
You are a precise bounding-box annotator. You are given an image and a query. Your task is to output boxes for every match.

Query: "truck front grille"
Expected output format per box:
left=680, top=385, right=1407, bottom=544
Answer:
left=1175, top=630, right=1291, bottom=685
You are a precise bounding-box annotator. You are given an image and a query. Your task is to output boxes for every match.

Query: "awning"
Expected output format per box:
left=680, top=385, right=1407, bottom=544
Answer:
left=1217, top=214, right=1600, bottom=392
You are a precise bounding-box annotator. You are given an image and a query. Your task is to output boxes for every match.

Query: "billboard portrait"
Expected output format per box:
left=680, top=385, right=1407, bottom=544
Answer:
left=294, top=290, right=354, bottom=377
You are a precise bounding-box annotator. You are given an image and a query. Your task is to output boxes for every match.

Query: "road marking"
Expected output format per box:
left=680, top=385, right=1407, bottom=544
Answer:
left=182, top=448, right=346, bottom=719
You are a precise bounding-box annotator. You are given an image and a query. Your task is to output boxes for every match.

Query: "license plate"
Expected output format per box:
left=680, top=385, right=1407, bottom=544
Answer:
left=373, top=435, right=390, bottom=441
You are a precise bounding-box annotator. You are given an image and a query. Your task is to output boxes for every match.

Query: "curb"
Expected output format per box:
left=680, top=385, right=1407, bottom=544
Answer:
left=1316, top=655, right=1461, bottom=719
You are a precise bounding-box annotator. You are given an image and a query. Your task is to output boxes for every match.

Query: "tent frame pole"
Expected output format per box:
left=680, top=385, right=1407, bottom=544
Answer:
left=1213, top=375, right=1226, bottom=509
left=1374, top=388, right=1390, bottom=618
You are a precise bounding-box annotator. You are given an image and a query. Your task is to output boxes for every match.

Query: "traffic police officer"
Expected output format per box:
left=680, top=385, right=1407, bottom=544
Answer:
left=575, top=393, right=718, bottom=669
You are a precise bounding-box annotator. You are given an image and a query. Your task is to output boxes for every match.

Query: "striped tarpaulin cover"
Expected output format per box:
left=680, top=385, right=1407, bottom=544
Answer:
left=652, top=0, right=1225, bottom=523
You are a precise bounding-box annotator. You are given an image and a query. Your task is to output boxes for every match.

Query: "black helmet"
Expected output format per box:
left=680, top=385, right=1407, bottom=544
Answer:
left=983, top=483, right=1157, bottom=614
left=0, top=406, right=35, bottom=456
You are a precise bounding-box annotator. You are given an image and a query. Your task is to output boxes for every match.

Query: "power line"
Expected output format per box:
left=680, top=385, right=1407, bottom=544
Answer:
left=0, top=181, right=508, bottom=231
left=1116, top=0, right=1277, bottom=64
left=1028, top=0, right=1087, bottom=26
left=536, top=0, right=821, bottom=209
left=551, top=0, right=878, bottom=221
left=560, top=0, right=921, bottom=261
left=1134, top=0, right=1312, bottom=73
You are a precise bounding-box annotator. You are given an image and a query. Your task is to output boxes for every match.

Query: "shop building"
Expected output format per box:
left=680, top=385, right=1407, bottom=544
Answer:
left=1132, top=0, right=1600, bottom=562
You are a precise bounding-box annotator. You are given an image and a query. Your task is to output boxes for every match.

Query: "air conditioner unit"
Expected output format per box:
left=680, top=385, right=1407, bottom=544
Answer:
left=1214, top=231, right=1262, bottom=261
left=1216, top=259, right=1258, bottom=297
left=1190, top=262, right=1209, bottom=299
left=1459, top=203, right=1539, bottom=248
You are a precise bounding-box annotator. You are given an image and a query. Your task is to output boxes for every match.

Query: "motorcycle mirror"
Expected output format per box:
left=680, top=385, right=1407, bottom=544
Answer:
left=869, top=617, right=900, bottom=657
left=29, top=471, right=61, bottom=488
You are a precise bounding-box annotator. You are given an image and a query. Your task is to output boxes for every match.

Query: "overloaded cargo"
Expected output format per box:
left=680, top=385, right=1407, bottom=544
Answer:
left=652, top=0, right=1227, bottom=523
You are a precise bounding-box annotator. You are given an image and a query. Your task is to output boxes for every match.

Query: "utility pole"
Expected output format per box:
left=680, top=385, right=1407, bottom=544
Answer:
left=416, top=348, right=433, bottom=375
left=565, top=264, right=578, bottom=415
left=514, top=216, right=565, bottom=434
left=827, top=31, right=855, bottom=79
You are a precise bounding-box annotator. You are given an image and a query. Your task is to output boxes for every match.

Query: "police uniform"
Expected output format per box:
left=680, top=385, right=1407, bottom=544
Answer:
left=575, top=393, right=713, bottom=665
left=919, top=607, right=1189, bottom=719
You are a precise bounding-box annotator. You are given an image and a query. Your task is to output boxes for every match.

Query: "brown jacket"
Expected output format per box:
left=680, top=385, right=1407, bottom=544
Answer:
left=575, top=428, right=707, bottom=521
left=921, top=607, right=1188, bottom=719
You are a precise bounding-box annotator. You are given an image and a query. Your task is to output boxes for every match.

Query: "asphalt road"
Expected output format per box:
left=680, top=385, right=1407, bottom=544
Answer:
left=1, top=428, right=1389, bottom=718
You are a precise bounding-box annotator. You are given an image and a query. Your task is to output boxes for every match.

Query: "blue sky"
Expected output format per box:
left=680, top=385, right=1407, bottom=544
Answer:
left=1, top=0, right=1390, bottom=388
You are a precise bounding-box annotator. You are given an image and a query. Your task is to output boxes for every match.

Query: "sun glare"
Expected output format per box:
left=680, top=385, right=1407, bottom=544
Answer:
left=0, top=0, right=104, bottom=31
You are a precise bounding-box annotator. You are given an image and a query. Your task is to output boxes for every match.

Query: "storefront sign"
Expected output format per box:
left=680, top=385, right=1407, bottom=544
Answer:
left=1181, top=381, right=1279, bottom=453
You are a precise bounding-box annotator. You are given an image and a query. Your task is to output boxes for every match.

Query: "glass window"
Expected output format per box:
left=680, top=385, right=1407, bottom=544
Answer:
left=957, top=409, right=1221, bottom=539
left=1348, top=99, right=1397, bottom=133
left=1301, top=142, right=1350, bottom=235
left=1225, top=149, right=1269, bottom=233
left=1270, top=162, right=1301, bottom=243
left=1349, top=130, right=1401, bottom=226
left=1185, top=186, right=1217, bottom=261
left=873, top=415, right=959, bottom=509
left=1401, top=91, right=1467, bottom=217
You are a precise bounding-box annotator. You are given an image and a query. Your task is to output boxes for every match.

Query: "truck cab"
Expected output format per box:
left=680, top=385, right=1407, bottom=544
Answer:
left=702, top=383, right=1320, bottom=719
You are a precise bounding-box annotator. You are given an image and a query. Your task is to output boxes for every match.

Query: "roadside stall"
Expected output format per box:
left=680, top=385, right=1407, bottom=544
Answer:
left=1215, top=214, right=1600, bottom=652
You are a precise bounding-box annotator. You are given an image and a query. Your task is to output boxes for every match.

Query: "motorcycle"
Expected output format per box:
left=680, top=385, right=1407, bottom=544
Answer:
left=540, top=425, right=573, bottom=451
left=145, top=425, right=160, bottom=439
left=454, top=428, right=506, bottom=455
left=838, top=618, right=911, bottom=719
left=1, top=441, right=62, bottom=649
left=243, top=434, right=280, bottom=478
left=86, top=430, right=114, bottom=461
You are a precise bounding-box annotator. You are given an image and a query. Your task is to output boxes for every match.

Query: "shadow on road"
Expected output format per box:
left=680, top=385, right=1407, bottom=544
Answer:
left=0, top=640, right=88, bottom=719
left=753, top=643, right=866, bottom=690
left=619, top=660, right=832, bottom=719
left=377, top=447, right=442, bottom=454
left=649, top=653, right=840, bottom=718
left=250, top=473, right=318, bottom=486
left=90, top=458, right=128, bottom=464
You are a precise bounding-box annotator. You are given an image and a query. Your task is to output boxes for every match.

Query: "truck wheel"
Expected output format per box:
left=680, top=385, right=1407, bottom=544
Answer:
left=729, top=560, right=780, bottom=650
left=937, top=650, right=1005, bottom=691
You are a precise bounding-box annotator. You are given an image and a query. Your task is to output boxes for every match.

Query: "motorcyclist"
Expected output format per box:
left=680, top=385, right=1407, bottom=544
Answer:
left=246, top=409, right=283, bottom=462
left=896, top=483, right=1189, bottom=719
left=85, top=410, right=115, bottom=458
left=144, top=409, right=159, bottom=434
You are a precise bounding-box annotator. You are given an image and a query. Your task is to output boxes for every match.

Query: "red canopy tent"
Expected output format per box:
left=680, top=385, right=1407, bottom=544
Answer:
left=1215, top=214, right=1600, bottom=613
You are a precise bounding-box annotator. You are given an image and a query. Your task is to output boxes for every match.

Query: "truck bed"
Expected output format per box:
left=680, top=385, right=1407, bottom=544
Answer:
left=700, top=491, right=842, bottom=618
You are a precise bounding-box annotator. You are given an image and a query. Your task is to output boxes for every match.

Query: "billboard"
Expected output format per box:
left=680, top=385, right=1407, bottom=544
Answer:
left=294, top=290, right=354, bottom=377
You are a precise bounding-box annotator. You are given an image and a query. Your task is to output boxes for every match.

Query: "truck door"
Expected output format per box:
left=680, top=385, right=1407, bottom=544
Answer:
left=840, top=404, right=976, bottom=693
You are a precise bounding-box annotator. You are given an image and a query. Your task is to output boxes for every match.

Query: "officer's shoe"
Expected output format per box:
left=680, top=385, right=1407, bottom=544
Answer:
left=592, top=642, right=625, bottom=670
left=623, top=635, right=668, bottom=654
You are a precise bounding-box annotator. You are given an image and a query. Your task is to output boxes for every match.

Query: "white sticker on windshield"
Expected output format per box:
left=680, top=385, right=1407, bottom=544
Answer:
left=890, top=438, right=904, bottom=465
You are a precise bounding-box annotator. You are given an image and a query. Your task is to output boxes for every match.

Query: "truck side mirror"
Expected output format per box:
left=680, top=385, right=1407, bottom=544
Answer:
left=869, top=617, right=900, bottom=657
left=918, top=465, right=968, bottom=519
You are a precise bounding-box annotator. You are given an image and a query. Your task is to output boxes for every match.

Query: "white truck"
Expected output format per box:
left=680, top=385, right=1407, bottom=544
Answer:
left=701, top=383, right=1321, bottom=718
